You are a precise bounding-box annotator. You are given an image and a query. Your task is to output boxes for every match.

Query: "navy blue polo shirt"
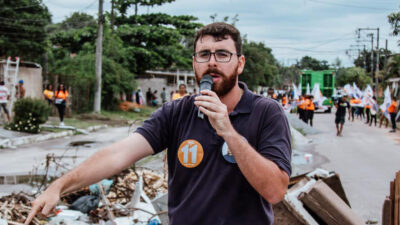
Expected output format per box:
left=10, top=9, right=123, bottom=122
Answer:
left=136, top=82, right=291, bottom=225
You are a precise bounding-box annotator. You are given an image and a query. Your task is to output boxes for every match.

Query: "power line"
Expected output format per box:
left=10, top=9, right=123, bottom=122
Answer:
left=271, top=46, right=345, bottom=53
left=307, top=0, right=395, bottom=11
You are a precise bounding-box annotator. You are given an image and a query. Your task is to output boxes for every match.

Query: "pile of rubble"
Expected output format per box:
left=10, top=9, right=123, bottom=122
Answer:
left=0, top=192, right=35, bottom=224
left=0, top=167, right=168, bottom=224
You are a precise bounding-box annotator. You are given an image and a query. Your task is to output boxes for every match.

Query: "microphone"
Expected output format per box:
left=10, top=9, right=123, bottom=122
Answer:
left=197, top=74, right=214, bottom=119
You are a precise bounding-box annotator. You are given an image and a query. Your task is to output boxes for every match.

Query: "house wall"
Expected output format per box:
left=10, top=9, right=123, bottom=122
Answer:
left=1, top=64, right=43, bottom=99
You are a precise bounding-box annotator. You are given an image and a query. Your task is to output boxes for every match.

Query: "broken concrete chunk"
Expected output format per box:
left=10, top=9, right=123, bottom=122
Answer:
left=298, top=180, right=364, bottom=225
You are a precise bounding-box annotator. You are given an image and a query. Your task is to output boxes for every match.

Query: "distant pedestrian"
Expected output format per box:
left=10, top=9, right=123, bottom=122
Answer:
left=369, top=96, right=377, bottom=127
left=54, top=84, right=68, bottom=126
left=388, top=97, right=398, bottom=133
left=335, top=95, right=350, bottom=137
left=161, top=87, right=167, bottom=103
left=172, top=84, right=188, bottom=100
left=365, top=98, right=372, bottom=124
left=151, top=90, right=159, bottom=106
left=298, top=96, right=306, bottom=123
left=43, top=84, right=54, bottom=105
left=16, top=80, right=25, bottom=99
left=146, top=88, right=152, bottom=106
left=305, top=96, right=315, bottom=127
left=0, top=81, right=11, bottom=122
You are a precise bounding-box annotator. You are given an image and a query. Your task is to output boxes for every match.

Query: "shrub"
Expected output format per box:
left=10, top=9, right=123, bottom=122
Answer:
left=5, top=98, right=51, bottom=133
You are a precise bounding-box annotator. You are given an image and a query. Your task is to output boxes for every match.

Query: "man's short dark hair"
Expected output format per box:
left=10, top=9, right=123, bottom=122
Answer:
left=194, top=22, right=242, bottom=55
left=0, top=81, right=4, bottom=85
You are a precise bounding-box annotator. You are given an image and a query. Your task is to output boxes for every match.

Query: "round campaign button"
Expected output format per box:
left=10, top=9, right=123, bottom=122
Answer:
left=178, top=139, right=204, bottom=168
left=221, top=136, right=248, bottom=164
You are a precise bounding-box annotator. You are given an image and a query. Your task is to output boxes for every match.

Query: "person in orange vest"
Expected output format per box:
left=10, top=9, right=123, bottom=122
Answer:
left=43, top=84, right=54, bottom=105
left=282, top=95, right=287, bottom=107
left=305, top=96, right=315, bottom=127
left=54, top=84, right=68, bottom=126
left=388, top=97, right=398, bottom=133
left=297, top=96, right=306, bottom=122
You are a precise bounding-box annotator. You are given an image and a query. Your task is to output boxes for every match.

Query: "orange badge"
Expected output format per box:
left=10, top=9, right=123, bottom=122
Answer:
left=178, top=139, right=204, bottom=168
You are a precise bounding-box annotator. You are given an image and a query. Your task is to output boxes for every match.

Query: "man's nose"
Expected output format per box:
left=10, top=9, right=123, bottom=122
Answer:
left=208, top=53, right=217, bottom=67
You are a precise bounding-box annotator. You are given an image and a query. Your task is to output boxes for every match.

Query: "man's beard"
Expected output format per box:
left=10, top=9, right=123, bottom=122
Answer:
left=195, top=66, right=238, bottom=97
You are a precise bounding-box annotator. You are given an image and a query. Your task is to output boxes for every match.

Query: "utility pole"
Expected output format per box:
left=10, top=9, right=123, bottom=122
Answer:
left=367, top=33, right=374, bottom=79
left=358, top=28, right=380, bottom=97
left=94, top=0, right=103, bottom=113
left=375, top=28, right=379, bottom=98
left=111, top=0, right=115, bottom=32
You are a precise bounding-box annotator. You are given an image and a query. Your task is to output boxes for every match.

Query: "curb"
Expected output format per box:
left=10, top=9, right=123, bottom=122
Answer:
left=0, top=124, right=108, bottom=149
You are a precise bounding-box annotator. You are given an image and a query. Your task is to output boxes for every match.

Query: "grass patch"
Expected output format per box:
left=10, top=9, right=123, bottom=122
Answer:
left=100, top=107, right=157, bottom=122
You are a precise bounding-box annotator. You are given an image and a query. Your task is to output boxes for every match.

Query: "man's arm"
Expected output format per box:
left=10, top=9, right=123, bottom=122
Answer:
left=25, top=133, right=153, bottom=224
left=195, top=90, right=289, bottom=204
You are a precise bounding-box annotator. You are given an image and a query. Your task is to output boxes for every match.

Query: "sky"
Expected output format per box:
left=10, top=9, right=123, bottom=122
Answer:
left=46, top=0, right=400, bottom=67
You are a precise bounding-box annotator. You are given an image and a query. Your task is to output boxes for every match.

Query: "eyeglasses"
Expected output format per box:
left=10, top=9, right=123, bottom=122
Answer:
left=193, top=50, right=240, bottom=63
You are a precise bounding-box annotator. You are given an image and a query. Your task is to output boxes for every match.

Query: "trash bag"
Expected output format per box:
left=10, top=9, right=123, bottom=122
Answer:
left=89, top=179, right=114, bottom=195
left=69, top=195, right=100, bottom=214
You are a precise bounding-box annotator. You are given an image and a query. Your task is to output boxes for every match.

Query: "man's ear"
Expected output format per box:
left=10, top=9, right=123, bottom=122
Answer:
left=237, top=55, right=245, bottom=75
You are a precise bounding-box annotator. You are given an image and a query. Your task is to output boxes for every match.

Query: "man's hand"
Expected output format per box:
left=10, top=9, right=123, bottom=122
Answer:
left=24, top=186, right=60, bottom=225
left=194, top=90, right=234, bottom=137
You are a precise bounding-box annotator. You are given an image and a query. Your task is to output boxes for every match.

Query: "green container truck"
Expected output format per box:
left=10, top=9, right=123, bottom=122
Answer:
left=300, top=70, right=335, bottom=112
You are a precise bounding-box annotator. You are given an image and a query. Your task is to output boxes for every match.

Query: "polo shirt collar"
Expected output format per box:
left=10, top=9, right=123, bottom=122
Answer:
left=230, top=82, right=253, bottom=116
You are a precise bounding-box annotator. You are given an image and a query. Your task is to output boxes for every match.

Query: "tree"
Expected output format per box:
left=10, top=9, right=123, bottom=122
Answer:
left=383, top=54, right=400, bottom=81
left=48, top=12, right=97, bottom=54
left=296, top=56, right=329, bottom=70
left=353, top=48, right=391, bottom=75
left=278, top=65, right=301, bottom=87
left=0, top=0, right=51, bottom=60
left=336, top=67, right=372, bottom=89
left=388, top=11, right=400, bottom=37
left=114, top=2, right=202, bottom=74
left=47, top=13, right=135, bottom=112
left=241, top=40, right=279, bottom=90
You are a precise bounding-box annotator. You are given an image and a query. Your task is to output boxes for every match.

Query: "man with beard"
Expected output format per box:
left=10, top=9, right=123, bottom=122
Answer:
left=25, top=23, right=291, bottom=225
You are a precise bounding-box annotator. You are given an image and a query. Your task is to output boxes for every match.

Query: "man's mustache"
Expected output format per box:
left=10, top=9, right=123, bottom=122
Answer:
left=204, top=69, right=224, bottom=76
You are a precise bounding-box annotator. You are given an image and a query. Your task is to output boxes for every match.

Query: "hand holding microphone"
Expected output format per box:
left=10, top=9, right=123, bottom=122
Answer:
left=197, top=74, right=214, bottom=119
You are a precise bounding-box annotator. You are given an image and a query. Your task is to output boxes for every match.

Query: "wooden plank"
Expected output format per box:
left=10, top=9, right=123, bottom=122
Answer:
left=383, top=197, right=392, bottom=225
left=395, top=172, right=400, bottom=225
left=391, top=181, right=395, bottom=225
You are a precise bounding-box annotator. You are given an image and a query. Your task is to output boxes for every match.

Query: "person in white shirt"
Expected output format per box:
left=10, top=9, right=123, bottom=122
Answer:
left=0, top=81, right=10, bottom=122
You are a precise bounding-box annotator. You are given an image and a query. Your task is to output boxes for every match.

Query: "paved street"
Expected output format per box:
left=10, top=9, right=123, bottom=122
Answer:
left=307, top=112, right=400, bottom=223
left=0, top=126, right=134, bottom=175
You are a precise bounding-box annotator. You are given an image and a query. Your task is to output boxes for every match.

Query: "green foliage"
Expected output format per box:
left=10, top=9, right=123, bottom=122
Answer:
left=241, top=41, right=279, bottom=90
left=353, top=48, right=391, bottom=74
left=278, top=66, right=301, bottom=87
left=114, top=7, right=202, bottom=74
left=383, top=55, right=400, bottom=80
left=296, top=56, right=329, bottom=70
left=5, top=98, right=50, bottom=133
left=0, top=0, right=51, bottom=60
left=336, top=67, right=372, bottom=89
left=116, top=0, right=175, bottom=15
left=388, top=11, right=400, bottom=37
left=51, top=51, right=134, bottom=112
left=48, top=12, right=97, bottom=54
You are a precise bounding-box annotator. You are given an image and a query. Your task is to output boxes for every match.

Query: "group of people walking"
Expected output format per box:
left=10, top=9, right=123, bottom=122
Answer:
left=43, top=84, right=69, bottom=126
left=134, top=83, right=194, bottom=107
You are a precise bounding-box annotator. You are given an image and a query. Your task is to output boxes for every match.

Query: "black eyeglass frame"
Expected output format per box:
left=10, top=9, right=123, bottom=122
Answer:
left=193, top=50, right=241, bottom=63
